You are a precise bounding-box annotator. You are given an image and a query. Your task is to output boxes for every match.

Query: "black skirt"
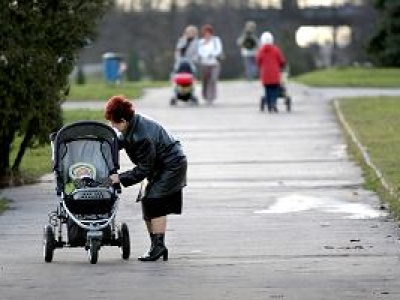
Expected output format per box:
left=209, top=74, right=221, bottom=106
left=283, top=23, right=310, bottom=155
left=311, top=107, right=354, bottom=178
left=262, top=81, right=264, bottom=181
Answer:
left=141, top=189, right=183, bottom=221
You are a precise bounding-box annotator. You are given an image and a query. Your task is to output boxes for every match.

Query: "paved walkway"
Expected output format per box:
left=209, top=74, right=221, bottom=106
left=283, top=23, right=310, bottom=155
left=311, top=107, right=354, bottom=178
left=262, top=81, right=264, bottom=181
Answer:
left=1, top=81, right=400, bottom=299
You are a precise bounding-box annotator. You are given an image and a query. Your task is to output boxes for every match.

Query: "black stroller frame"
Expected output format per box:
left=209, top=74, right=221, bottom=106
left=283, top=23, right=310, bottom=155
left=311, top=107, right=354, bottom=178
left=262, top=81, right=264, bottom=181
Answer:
left=43, top=121, right=130, bottom=264
left=279, top=68, right=292, bottom=112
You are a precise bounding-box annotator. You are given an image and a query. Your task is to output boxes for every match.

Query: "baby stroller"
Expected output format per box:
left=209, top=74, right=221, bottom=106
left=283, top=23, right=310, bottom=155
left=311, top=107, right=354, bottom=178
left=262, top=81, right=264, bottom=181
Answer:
left=170, top=59, right=198, bottom=106
left=43, top=121, right=130, bottom=264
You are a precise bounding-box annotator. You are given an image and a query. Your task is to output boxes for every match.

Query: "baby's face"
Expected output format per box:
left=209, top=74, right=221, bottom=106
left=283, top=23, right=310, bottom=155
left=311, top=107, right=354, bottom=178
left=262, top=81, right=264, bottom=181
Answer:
left=71, top=165, right=93, bottom=179
left=75, top=167, right=91, bottom=178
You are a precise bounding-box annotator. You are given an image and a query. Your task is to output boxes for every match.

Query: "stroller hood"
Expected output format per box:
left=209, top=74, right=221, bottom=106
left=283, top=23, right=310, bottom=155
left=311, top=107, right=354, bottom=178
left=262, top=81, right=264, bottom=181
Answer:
left=52, top=121, right=120, bottom=192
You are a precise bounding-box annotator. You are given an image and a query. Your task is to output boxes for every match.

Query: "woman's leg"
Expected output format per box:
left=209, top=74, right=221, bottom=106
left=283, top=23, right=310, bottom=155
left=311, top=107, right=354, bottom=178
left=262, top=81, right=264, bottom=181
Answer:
left=250, top=56, right=258, bottom=79
left=138, top=220, right=154, bottom=259
left=261, top=85, right=268, bottom=111
left=243, top=56, right=251, bottom=80
left=144, top=220, right=152, bottom=234
left=244, top=56, right=257, bottom=80
left=207, top=64, right=221, bottom=102
left=139, top=216, right=168, bottom=262
left=270, top=84, right=280, bottom=112
left=265, top=85, right=273, bottom=112
left=151, top=216, right=167, bottom=234
left=139, top=188, right=183, bottom=261
left=201, top=66, right=210, bottom=100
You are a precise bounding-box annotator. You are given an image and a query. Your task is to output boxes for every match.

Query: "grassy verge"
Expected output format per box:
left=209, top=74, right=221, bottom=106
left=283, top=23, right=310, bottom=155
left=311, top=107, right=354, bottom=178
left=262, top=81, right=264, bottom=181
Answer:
left=338, top=96, right=400, bottom=218
left=11, top=109, right=104, bottom=179
left=0, top=197, right=10, bottom=214
left=293, top=67, right=400, bottom=87
left=67, top=80, right=168, bottom=101
left=1, top=110, right=103, bottom=214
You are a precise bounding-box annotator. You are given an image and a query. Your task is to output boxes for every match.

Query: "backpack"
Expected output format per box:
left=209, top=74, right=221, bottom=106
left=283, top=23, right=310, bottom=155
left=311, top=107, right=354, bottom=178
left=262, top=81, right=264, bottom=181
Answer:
left=242, top=34, right=257, bottom=50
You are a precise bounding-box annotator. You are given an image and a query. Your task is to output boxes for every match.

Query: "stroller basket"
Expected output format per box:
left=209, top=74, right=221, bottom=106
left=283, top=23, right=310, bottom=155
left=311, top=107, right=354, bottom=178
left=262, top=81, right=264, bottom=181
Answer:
left=65, top=187, right=116, bottom=215
left=72, top=187, right=112, bottom=200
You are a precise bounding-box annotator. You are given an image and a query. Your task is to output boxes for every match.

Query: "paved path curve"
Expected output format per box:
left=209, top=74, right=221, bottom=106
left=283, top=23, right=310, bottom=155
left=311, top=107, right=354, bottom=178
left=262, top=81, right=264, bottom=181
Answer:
left=1, top=81, right=400, bottom=300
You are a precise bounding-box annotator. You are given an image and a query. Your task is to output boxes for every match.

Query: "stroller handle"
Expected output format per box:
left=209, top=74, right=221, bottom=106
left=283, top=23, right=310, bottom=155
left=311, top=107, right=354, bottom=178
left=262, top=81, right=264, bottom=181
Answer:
left=112, top=182, right=122, bottom=194
left=49, top=132, right=57, bottom=142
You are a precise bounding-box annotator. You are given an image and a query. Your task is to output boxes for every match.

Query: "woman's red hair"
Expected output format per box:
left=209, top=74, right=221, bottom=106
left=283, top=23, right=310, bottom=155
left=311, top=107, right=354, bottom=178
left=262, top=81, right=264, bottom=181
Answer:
left=104, top=95, right=135, bottom=122
left=201, top=24, right=213, bottom=36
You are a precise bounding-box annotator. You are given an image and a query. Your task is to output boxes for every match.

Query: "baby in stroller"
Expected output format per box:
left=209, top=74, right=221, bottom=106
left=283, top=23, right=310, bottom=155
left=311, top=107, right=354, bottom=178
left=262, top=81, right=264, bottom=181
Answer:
left=170, top=58, right=199, bottom=106
left=43, top=121, right=130, bottom=264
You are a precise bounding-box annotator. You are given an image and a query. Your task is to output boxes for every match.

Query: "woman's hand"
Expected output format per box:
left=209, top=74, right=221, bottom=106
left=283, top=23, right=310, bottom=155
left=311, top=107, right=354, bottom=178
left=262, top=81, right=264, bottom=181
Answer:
left=109, top=173, right=120, bottom=184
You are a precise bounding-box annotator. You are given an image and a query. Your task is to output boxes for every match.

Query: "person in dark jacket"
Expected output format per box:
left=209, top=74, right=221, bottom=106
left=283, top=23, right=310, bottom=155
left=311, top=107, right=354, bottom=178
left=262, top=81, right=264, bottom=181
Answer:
left=236, top=21, right=259, bottom=80
left=105, top=95, right=187, bottom=262
left=256, top=31, right=286, bottom=113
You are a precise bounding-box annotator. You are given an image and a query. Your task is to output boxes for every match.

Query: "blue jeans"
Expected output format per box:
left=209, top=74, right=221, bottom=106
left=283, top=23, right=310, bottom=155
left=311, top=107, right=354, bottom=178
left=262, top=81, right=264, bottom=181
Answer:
left=263, top=84, right=280, bottom=111
left=243, top=56, right=258, bottom=80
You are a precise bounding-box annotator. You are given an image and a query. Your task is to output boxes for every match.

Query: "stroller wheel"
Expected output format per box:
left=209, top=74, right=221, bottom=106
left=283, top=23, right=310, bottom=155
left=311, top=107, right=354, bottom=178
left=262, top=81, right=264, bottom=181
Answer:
left=170, top=98, right=177, bottom=106
left=285, top=96, right=292, bottom=112
left=259, top=97, right=265, bottom=112
left=119, top=223, right=131, bottom=260
left=88, top=239, right=100, bottom=264
left=43, top=225, right=55, bottom=263
left=190, top=96, right=199, bottom=105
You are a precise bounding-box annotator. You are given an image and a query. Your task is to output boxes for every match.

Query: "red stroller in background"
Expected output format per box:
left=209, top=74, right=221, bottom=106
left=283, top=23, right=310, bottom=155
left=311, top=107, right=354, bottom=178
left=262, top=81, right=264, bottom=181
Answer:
left=170, top=59, right=199, bottom=106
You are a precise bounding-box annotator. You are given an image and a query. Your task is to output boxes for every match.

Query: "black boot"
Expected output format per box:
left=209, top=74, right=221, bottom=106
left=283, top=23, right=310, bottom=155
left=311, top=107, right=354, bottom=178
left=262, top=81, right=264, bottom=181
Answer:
left=138, top=233, right=154, bottom=260
left=138, top=233, right=168, bottom=262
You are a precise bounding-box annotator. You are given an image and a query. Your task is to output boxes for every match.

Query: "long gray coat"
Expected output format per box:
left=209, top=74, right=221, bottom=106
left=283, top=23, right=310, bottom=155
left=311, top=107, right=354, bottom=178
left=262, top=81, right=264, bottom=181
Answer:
left=118, top=114, right=187, bottom=199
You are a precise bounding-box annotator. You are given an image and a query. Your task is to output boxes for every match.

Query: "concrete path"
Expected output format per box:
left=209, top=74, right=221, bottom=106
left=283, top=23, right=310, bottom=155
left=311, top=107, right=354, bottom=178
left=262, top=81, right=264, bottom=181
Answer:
left=1, top=81, right=400, bottom=300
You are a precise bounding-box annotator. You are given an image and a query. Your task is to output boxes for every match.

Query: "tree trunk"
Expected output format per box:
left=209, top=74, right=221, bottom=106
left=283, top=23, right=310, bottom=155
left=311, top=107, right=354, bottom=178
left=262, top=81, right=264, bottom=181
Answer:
left=0, top=127, right=16, bottom=186
left=0, top=130, right=15, bottom=174
left=11, top=118, right=37, bottom=171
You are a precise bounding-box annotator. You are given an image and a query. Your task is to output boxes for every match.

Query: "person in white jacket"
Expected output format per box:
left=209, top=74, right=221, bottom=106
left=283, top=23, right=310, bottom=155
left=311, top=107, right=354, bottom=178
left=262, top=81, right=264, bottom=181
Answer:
left=197, top=24, right=223, bottom=103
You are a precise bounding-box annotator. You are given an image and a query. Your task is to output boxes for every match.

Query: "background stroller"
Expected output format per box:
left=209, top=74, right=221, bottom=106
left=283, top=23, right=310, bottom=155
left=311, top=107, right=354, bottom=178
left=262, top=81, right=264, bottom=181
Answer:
left=278, top=68, right=292, bottom=112
left=43, top=121, right=130, bottom=264
left=260, top=68, right=292, bottom=112
left=170, top=58, right=199, bottom=106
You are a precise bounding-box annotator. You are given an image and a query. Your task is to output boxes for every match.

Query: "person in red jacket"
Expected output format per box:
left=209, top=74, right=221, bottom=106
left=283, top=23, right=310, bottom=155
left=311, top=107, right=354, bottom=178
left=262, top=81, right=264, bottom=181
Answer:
left=256, top=31, right=286, bottom=112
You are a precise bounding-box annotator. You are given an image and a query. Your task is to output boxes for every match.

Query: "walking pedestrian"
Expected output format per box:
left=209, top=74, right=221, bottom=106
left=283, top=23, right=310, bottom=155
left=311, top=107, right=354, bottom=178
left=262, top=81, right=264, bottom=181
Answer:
left=256, top=31, right=286, bottom=113
left=236, top=21, right=259, bottom=80
left=197, top=24, right=224, bottom=103
left=174, top=25, right=199, bottom=74
left=105, top=95, right=187, bottom=261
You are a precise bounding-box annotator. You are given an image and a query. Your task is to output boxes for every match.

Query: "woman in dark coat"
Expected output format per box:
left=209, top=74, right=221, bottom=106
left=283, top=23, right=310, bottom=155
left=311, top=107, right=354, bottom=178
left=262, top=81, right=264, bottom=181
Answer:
left=105, top=95, right=187, bottom=261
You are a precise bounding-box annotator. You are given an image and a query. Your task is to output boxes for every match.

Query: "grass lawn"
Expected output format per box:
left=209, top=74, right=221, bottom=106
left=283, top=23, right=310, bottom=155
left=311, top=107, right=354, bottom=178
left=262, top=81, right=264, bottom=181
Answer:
left=338, top=96, right=400, bottom=218
left=293, top=67, right=400, bottom=87
left=67, top=80, right=168, bottom=101
left=0, top=198, right=10, bottom=214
